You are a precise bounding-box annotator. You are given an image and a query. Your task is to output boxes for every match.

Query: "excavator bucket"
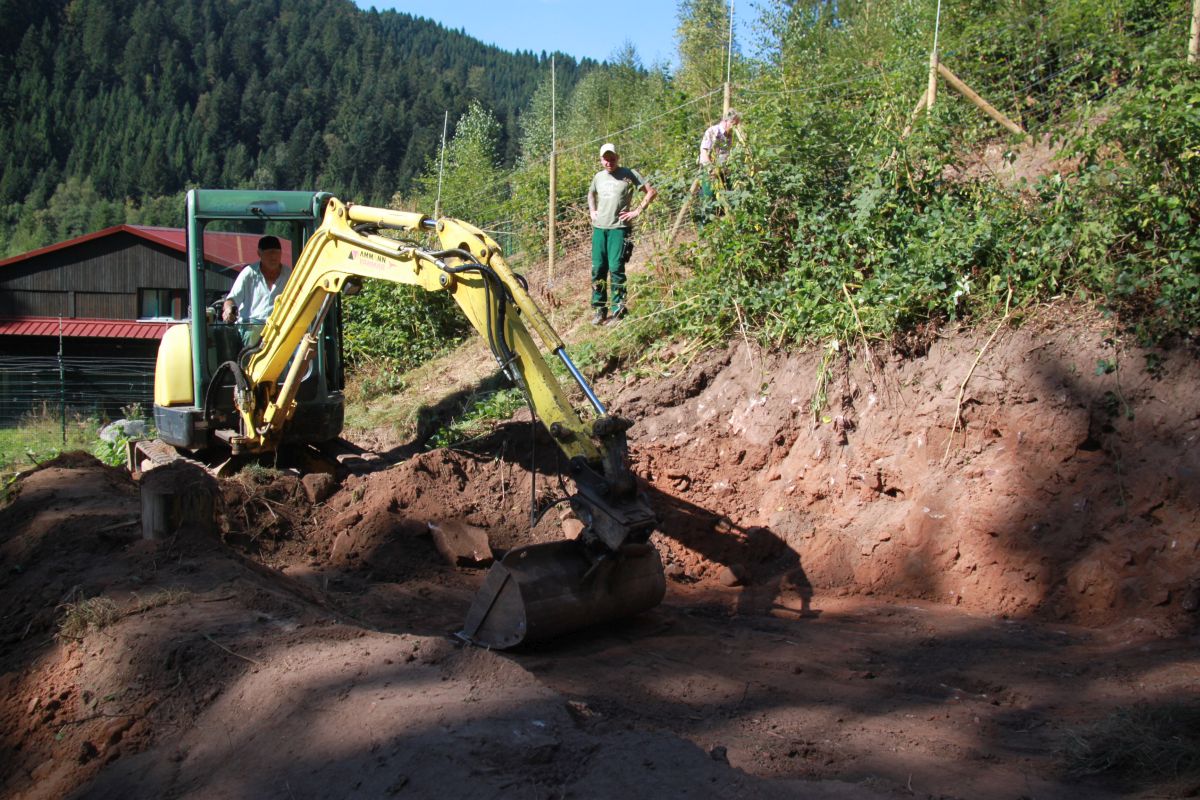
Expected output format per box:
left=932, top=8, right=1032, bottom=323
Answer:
left=459, top=540, right=666, bottom=649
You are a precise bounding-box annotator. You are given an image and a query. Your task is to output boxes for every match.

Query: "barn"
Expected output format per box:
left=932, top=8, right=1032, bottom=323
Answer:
left=0, top=227, right=291, bottom=423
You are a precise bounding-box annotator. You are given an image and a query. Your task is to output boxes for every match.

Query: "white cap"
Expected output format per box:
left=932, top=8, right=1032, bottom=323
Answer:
left=599, top=142, right=618, bottom=158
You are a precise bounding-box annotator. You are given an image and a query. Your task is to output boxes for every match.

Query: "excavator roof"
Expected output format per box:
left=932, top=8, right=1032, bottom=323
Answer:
left=188, top=189, right=330, bottom=221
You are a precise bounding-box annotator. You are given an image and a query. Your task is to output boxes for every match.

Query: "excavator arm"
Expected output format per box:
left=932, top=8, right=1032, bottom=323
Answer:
left=225, top=197, right=664, bottom=647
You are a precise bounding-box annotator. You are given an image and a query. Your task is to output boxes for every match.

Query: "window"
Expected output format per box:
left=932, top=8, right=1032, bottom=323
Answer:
left=138, top=289, right=187, bottom=320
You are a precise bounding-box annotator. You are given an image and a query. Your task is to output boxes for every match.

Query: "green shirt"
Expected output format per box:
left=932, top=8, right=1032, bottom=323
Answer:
left=589, top=167, right=645, bottom=229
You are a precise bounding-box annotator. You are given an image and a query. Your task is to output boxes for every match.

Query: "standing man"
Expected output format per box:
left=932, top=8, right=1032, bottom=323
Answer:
left=587, top=142, right=656, bottom=325
left=697, top=108, right=742, bottom=222
left=222, top=234, right=291, bottom=324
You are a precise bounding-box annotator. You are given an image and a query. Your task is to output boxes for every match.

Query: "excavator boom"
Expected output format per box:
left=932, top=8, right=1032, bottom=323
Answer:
left=209, top=196, right=663, bottom=647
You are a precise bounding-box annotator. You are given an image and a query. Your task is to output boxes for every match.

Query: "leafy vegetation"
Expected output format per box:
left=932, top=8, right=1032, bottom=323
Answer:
left=3, top=0, right=1196, bottom=419
left=627, top=0, right=1195, bottom=353
left=425, top=387, right=527, bottom=450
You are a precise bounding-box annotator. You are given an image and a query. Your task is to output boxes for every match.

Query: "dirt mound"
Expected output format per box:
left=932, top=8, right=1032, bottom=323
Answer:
left=615, top=313, right=1199, bottom=632
left=297, top=427, right=575, bottom=575
left=2, top=313, right=1198, bottom=799
left=0, top=455, right=867, bottom=800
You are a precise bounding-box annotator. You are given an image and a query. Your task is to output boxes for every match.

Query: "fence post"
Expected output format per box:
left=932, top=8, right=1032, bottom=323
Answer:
left=1190, top=0, right=1199, bottom=64
left=723, top=1, right=735, bottom=114
left=548, top=55, right=557, bottom=286
left=927, top=0, right=942, bottom=109
left=435, top=110, right=449, bottom=218
left=58, top=317, right=65, bottom=444
left=937, top=62, right=1028, bottom=137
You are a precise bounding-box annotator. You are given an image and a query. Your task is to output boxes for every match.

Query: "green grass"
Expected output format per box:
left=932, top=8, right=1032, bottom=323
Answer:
left=0, top=410, right=102, bottom=478
left=425, top=386, right=528, bottom=450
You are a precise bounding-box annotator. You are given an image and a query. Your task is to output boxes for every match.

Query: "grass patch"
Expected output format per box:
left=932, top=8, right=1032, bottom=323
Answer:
left=0, top=408, right=101, bottom=477
left=133, top=588, right=193, bottom=612
left=426, top=386, right=527, bottom=449
left=1059, top=703, right=1200, bottom=789
left=57, top=596, right=122, bottom=640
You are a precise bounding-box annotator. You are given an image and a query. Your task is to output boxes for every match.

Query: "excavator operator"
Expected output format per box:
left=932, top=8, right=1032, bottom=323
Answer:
left=222, top=235, right=292, bottom=345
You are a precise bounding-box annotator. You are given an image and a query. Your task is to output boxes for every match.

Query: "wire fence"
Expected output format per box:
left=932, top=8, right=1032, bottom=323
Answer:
left=0, top=355, right=155, bottom=432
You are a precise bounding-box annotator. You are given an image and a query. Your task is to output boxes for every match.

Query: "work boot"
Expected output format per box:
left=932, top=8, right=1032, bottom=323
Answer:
left=591, top=308, right=607, bottom=325
left=606, top=304, right=627, bottom=324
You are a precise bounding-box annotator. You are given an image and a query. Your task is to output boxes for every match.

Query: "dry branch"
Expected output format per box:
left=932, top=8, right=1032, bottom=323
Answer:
left=942, top=288, right=1013, bottom=466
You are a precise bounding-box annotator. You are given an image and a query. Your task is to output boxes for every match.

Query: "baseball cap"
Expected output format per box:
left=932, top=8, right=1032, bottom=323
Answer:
left=599, top=143, right=618, bottom=158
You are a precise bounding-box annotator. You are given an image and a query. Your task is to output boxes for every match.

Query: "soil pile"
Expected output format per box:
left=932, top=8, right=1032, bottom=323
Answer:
left=1, top=313, right=1198, bottom=799
left=615, top=314, right=1200, bottom=633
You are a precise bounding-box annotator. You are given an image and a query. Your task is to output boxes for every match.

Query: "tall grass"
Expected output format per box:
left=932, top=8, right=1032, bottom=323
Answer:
left=0, top=405, right=101, bottom=478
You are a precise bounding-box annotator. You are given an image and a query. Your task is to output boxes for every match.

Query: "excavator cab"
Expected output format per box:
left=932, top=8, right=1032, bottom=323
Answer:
left=153, top=190, right=344, bottom=450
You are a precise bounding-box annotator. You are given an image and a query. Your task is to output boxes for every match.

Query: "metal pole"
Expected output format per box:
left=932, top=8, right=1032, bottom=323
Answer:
left=186, top=190, right=206, bottom=409
left=548, top=55, right=557, bottom=286
left=724, top=1, right=735, bottom=114
left=555, top=348, right=605, bottom=415
left=927, top=0, right=942, bottom=110
left=58, top=317, right=65, bottom=444
left=435, top=110, right=449, bottom=218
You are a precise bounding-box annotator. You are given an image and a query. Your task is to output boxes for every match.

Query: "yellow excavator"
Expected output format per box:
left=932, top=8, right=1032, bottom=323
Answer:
left=151, top=189, right=664, bottom=648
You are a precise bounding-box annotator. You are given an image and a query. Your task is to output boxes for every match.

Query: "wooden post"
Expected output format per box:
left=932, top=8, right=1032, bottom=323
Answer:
left=901, top=87, right=929, bottom=138
left=927, top=48, right=938, bottom=110
left=434, top=111, right=449, bottom=218
left=548, top=149, right=556, bottom=284
left=937, top=62, right=1027, bottom=137
left=1190, top=0, right=1199, bottom=64
left=548, top=56, right=557, bottom=285
left=927, top=0, right=942, bottom=109
left=668, top=178, right=701, bottom=247
left=724, top=1, right=734, bottom=115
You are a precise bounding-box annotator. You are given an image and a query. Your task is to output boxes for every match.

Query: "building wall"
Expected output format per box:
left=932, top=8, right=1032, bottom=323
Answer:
left=0, top=233, right=234, bottom=319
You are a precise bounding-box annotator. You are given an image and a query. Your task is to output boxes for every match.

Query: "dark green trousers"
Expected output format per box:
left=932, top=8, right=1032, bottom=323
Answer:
left=591, top=226, right=631, bottom=311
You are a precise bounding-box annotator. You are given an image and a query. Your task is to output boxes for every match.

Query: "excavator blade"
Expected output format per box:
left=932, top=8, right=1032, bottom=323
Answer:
left=459, top=540, right=666, bottom=649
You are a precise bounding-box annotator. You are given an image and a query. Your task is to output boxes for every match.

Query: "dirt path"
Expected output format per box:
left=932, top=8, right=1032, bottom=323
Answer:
left=2, top=314, right=1198, bottom=799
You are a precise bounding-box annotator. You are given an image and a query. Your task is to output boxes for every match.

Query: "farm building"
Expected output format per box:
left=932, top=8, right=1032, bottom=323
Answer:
left=0, top=227, right=291, bottom=422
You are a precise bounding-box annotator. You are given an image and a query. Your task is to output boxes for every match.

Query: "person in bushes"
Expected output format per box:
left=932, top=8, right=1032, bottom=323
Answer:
left=697, top=108, right=742, bottom=224
left=586, top=142, right=657, bottom=325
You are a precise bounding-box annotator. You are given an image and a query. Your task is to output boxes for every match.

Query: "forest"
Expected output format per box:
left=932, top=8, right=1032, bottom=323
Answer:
left=2, top=0, right=1197, bottom=369
left=0, top=0, right=591, bottom=254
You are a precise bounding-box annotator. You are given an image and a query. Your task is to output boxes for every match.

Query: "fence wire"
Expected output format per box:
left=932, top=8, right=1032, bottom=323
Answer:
left=0, top=355, right=155, bottom=429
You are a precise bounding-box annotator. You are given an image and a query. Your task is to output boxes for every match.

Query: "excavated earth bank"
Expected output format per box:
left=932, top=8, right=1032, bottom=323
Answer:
left=1, top=312, right=1198, bottom=800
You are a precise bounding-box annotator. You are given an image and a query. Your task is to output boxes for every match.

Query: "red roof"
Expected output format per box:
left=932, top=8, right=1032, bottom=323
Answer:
left=0, top=225, right=294, bottom=270
left=0, top=317, right=171, bottom=340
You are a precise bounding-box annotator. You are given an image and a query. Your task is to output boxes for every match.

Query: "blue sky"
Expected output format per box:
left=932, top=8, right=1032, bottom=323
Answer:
left=352, top=1, right=752, bottom=67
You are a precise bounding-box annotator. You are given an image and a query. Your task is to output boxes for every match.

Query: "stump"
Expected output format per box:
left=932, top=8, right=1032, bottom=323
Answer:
left=140, top=461, right=217, bottom=540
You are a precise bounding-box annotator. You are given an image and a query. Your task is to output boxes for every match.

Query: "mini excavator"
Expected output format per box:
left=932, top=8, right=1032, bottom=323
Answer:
left=150, top=190, right=664, bottom=648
